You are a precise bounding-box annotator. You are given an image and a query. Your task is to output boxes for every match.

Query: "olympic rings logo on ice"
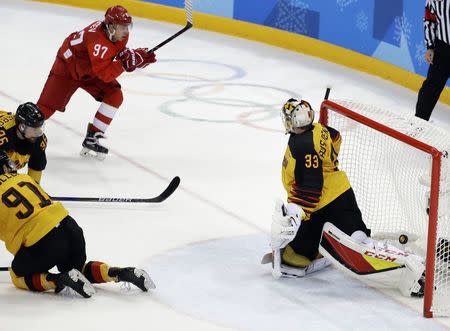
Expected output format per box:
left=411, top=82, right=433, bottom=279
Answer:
left=120, top=59, right=298, bottom=131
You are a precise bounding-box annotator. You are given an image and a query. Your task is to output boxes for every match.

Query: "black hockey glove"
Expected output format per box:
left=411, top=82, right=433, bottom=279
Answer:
left=0, top=152, right=16, bottom=175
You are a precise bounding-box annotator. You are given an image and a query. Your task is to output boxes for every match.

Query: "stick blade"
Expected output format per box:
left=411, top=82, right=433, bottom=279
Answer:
left=148, top=176, right=181, bottom=202
left=261, top=252, right=273, bottom=264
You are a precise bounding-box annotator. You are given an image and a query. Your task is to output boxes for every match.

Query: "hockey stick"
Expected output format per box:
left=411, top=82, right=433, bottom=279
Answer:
left=0, top=178, right=180, bottom=272
left=51, top=176, right=180, bottom=203
left=324, top=86, right=331, bottom=100
left=148, top=0, right=193, bottom=53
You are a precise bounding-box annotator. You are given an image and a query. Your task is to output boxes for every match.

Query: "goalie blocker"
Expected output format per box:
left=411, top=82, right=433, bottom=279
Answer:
left=319, top=222, right=425, bottom=297
left=261, top=199, right=331, bottom=278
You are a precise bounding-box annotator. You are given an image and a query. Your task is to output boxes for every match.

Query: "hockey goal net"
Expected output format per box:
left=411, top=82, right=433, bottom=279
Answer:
left=320, top=99, right=450, bottom=318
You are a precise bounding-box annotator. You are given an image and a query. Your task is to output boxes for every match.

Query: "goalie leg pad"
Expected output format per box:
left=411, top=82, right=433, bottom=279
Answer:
left=319, top=222, right=426, bottom=297
left=319, top=222, right=405, bottom=275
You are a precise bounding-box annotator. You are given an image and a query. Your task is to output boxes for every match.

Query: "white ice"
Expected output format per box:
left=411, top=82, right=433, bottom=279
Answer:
left=1, top=1, right=450, bottom=330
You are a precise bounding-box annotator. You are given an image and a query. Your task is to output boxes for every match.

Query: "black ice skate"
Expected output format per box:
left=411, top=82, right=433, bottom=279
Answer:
left=80, top=123, right=108, bottom=161
left=108, top=267, right=156, bottom=291
left=48, top=269, right=95, bottom=298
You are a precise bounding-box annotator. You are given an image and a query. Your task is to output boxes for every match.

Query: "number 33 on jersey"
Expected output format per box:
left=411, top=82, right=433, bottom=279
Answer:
left=0, top=173, right=68, bottom=255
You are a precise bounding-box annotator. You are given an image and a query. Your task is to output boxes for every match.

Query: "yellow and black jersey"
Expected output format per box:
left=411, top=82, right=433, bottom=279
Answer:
left=0, top=111, right=47, bottom=173
left=282, top=123, right=351, bottom=219
left=0, top=173, right=68, bottom=255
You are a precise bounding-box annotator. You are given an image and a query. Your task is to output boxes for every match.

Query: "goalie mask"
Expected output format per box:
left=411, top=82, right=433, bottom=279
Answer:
left=281, top=98, right=314, bottom=134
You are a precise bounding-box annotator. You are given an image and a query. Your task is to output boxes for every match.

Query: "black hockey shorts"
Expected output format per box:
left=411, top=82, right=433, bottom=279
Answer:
left=11, top=215, right=87, bottom=277
left=289, top=188, right=371, bottom=261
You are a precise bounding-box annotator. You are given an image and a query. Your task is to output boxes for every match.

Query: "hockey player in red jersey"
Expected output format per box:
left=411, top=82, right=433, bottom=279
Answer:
left=37, top=5, right=156, bottom=160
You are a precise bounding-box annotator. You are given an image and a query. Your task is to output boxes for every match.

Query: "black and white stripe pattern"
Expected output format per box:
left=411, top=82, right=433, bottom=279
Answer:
left=185, top=0, right=193, bottom=24
left=424, top=0, right=450, bottom=48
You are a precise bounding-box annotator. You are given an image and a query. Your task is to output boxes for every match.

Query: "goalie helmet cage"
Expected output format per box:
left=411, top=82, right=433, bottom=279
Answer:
left=319, top=99, right=450, bottom=318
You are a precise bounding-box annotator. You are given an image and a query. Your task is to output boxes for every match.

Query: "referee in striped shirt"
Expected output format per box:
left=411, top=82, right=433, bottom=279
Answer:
left=416, top=0, right=450, bottom=121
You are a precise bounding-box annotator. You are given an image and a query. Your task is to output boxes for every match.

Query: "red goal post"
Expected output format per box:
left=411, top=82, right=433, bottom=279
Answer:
left=320, top=99, right=450, bottom=318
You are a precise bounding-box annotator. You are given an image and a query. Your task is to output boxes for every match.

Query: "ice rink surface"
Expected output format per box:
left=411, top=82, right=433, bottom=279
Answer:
left=1, top=1, right=450, bottom=330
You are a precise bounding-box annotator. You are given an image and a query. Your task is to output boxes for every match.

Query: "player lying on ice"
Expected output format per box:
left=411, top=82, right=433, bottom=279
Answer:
left=0, top=153, right=155, bottom=298
left=262, top=98, right=426, bottom=297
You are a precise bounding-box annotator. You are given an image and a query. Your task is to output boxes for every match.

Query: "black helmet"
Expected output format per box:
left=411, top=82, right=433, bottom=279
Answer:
left=16, top=102, right=44, bottom=128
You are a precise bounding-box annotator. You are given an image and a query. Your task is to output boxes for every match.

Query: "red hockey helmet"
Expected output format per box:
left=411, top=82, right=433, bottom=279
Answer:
left=104, top=5, right=132, bottom=25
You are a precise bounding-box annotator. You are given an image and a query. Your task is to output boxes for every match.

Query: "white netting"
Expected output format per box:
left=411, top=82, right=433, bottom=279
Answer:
left=323, top=100, right=450, bottom=316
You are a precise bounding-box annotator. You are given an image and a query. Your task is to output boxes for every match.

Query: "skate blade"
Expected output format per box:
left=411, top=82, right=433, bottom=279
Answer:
left=80, top=147, right=107, bottom=161
left=144, top=273, right=156, bottom=290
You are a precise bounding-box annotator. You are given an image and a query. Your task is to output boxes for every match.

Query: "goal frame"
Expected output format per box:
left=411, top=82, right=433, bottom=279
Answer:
left=320, top=99, right=443, bottom=318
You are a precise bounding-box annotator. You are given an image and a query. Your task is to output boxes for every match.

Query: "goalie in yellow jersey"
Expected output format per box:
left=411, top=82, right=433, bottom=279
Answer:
left=0, top=154, right=155, bottom=298
left=264, top=98, right=426, bottom=297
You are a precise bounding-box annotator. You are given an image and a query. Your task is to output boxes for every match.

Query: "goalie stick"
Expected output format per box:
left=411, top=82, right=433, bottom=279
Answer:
left=148, top=0, right=193, bottom=53
left=0, top=267, right=7, bottom=271
left=51, top=176, right=180, bottom=203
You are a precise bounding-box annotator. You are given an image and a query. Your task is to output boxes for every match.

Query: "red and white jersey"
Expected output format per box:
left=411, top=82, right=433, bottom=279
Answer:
left=57, top=21, right=128, bottom=82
